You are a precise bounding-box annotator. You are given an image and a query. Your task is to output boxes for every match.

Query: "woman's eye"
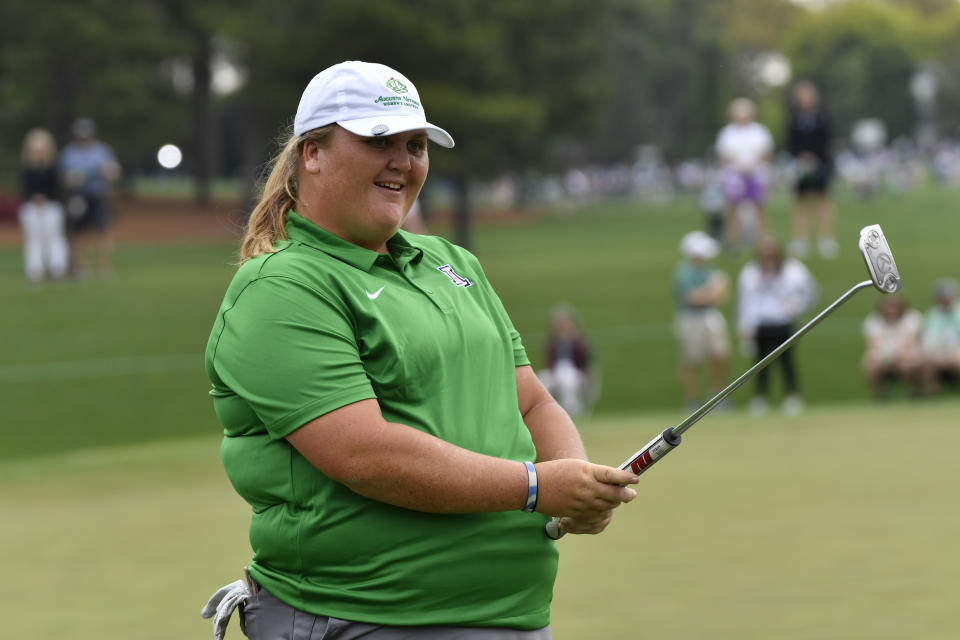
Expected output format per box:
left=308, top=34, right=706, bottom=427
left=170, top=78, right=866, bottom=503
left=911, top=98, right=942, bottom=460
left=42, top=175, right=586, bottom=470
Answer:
left=368, top=137, right=388, bottom=148
left=408, top=140, right=426, bottom=153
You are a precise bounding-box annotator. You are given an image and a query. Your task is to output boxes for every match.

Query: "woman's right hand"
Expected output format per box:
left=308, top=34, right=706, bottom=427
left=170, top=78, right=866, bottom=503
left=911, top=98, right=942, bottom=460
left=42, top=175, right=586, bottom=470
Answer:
left=534, top=459, right=638, bottom=531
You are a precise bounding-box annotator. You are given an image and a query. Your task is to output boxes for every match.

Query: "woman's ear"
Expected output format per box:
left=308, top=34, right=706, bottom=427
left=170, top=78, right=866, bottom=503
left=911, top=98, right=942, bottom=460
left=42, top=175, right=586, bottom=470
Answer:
left=302, top=140, right=325, bottom=174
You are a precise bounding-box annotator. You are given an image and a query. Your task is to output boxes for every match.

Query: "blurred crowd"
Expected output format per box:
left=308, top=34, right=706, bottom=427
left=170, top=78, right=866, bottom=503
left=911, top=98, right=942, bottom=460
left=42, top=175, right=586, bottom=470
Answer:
left=672, top=231, right=817, bottom=416
left=668, top=230, right=960, bottom=416
left=12, top=83, right=960, bottom=417
left=536, top=80, right=960, bottom=416
left=14, top=119, right=119, bottom=284
left=463, top=93, right=960, bottom=221
left=862, top=280, right=960, bottom=400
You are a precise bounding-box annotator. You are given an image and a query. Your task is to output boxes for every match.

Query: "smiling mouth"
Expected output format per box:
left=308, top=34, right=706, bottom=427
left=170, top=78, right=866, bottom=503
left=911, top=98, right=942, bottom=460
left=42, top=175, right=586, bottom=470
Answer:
left=375, top=181, right=403, bottom=192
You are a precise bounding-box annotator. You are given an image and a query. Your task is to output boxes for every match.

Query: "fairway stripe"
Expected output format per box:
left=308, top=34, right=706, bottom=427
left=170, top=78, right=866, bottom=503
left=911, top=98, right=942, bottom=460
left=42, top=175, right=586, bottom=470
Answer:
left=0, top=354, right=202, bottom=384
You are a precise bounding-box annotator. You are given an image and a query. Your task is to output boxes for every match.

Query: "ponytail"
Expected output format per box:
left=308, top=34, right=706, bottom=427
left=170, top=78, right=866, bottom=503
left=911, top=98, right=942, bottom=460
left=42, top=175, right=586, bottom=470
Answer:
left=240, top=125, right=333, bottom=262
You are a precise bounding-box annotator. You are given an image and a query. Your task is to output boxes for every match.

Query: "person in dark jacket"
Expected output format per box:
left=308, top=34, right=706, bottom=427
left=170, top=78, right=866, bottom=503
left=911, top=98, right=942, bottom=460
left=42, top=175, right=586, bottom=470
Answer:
left=787, top=80, right=837, bottom=259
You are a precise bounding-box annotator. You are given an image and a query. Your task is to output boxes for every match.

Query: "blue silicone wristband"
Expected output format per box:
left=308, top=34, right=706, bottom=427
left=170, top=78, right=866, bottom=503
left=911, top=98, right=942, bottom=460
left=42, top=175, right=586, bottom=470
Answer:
left=522, top=461, right=538, bottom=513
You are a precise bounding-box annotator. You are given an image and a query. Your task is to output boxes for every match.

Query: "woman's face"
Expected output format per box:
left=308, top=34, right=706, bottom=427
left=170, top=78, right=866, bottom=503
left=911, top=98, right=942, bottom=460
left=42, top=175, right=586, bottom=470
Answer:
left=25, top=134, right=54, bottom=166
left=300, top=126, right=429, bottom=252
left=794, top=84, right=818, bottom=110
left=880, top=299, right=904, bottom=322
left=758, top=242, right=781, bottom=272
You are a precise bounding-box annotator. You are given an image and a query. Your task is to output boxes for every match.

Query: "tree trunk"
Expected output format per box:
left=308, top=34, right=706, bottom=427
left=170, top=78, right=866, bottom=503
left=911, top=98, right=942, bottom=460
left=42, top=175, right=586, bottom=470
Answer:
left=453, top=171, right=471, bottom=249
left=191, top=31, right=213, bottom=206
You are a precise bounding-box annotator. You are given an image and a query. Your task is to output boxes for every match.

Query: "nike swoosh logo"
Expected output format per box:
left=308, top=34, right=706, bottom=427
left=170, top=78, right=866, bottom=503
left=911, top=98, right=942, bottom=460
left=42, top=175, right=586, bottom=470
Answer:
left=365, top=286, right=385, bottom=300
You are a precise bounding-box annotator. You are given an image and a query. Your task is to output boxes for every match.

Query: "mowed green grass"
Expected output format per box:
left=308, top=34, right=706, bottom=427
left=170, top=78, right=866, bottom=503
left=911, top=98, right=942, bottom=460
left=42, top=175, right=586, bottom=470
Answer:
left=0, top=241, right=237, bottom=458
left=2, top=403, right=958, bottom=639
left=1, top=183, right=959, bottom=459
left=473, top=184, right=960, bottom=414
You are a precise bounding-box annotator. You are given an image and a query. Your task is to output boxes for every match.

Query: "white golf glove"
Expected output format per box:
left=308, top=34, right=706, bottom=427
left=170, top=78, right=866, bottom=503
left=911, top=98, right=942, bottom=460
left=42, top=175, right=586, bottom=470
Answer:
left=201, top=579, right=250, bottom=640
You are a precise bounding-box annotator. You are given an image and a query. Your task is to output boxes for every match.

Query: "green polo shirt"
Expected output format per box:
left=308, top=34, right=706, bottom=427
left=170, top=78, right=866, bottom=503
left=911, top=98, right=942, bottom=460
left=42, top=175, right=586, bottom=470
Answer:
left=205, top=211, right=557, bottom=629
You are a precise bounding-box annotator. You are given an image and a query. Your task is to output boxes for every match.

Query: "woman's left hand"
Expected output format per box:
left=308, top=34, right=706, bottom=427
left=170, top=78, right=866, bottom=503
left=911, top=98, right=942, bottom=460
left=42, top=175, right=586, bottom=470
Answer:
left=555, top=510, right=616, bottom=535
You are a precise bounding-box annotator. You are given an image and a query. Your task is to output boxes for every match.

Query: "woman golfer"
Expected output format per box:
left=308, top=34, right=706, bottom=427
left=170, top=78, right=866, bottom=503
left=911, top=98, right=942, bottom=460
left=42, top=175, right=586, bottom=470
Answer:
left=202, top=61, right=638, bottom=640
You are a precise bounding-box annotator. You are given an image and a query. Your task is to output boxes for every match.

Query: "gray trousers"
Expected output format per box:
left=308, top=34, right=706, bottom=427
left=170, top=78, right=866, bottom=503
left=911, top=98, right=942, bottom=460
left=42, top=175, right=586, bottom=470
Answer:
left=240, top=583, right=552, bottom=640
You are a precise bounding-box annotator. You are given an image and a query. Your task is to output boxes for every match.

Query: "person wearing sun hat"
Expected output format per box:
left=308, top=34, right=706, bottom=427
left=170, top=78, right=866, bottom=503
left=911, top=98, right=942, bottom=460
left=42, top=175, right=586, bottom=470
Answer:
left=673, top=230, right=731, bottom=411
left=200, top=61, right=639, bottom=640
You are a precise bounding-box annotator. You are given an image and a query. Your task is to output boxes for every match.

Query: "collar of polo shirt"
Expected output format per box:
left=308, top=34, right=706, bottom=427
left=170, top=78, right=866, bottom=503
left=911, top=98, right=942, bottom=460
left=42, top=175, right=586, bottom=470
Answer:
left=284, top=211, right=423, bottom=272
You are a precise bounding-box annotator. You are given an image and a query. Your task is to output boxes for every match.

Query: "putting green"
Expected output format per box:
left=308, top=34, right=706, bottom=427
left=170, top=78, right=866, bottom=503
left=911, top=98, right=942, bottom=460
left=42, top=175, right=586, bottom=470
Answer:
left=3, top=401, right=958, bottom=639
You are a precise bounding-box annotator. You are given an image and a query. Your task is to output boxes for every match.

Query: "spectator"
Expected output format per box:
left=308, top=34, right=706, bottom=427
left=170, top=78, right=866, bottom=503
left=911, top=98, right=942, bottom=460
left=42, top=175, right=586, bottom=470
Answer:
left=919, top=278, right=960, bottom=394
left=698, top=166, right=727, bottom=243
left=538, top=304, right=596, bottom=417
left=787, top=80, right=837, bottom=259
left=673, top=231, right=730, bottom=410
left=19, top=128, right=69, bottom=283
left=716, top=98, right=774, bottom=251
left=59, top=118, right=120, bottom=278
left=737, top=237, right=818, bottom=415
left=862, top=296, right=923, bottom=399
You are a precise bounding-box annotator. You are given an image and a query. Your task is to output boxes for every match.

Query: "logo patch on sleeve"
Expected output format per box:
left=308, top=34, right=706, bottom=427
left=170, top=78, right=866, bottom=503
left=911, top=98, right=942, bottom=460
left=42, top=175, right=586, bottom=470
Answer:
left=437, top=264, right=473, bottom=288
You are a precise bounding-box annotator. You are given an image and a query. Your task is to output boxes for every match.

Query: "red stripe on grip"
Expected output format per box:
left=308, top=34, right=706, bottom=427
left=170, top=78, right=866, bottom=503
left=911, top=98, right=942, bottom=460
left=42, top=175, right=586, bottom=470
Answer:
left=630, top=450, right=653, bottom=474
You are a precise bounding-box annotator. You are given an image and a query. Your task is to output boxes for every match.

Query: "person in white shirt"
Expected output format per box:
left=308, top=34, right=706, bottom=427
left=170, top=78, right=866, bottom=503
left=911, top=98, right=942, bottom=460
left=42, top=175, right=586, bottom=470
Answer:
left=861, top=296, right=922, bottom=399
left=918, top=279, right=960, bottom=394
left=737, top=237, right=818, bottom=415
left=716, top=98, right=774, bottom=250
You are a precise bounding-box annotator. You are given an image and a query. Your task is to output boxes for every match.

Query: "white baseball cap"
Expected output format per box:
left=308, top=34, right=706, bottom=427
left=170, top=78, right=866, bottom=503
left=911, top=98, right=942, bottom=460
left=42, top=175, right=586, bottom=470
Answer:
left=680, top=231, right=719, bottom=260
left=294, top=61, right=454, bottom=148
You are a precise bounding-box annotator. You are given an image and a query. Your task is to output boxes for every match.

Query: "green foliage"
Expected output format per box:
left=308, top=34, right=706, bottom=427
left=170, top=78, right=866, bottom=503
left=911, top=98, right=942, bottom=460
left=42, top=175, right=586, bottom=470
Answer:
left=783, top=1, right=926, bottom=141
left=221, top=0, right=614, bottom=178
left=0, top=0, right=188, bottom=173
left=588, top=0, right=800, bottom=162
left=929, top=3, right=960, bottom=138
left=2, top=0, right=960, bottom=186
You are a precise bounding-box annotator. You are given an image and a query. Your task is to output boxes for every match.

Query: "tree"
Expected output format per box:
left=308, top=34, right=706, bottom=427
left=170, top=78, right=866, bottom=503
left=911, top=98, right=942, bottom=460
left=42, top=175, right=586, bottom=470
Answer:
left=0, top=0, right=187, bottom=180
left=783, top=1, right=925, bottom=144
left=583, top=0, right=801, bottom=163
left=153, top=0, right=218, bottom=205
left=929, top=3, right=960, bottom=139
left=223, top=0, right=615, bottom=247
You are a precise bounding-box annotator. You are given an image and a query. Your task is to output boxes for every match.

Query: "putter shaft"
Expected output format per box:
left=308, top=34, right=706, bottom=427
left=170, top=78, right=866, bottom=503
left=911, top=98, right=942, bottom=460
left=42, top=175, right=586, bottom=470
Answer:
left=546, top=223, right=900, bottom=540
left=671, top=279, right=874, bottom=438
left=545, top=279, right=876, bottom=541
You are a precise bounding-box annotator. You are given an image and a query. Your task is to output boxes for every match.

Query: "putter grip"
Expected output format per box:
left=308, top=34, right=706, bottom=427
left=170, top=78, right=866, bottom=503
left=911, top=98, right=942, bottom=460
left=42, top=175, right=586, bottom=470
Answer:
left=544, top=428, right=681, bottom=540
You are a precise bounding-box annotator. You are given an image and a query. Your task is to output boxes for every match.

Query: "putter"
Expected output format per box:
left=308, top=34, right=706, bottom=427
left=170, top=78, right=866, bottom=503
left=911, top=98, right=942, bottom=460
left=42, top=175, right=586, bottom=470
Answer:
left=546, top=224, right=901, bottom=540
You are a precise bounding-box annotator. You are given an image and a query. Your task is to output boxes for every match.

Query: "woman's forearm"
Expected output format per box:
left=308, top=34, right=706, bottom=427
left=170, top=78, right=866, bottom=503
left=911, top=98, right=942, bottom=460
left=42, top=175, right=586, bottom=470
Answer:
left=287, top=399, right=529, bottom=513
left=287, top=395, right=637, bottom=523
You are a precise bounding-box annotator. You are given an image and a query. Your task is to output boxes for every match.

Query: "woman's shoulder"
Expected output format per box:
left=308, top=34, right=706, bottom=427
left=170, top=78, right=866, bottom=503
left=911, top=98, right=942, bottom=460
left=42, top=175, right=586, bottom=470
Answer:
left=228, top=245, right=330, bottom=294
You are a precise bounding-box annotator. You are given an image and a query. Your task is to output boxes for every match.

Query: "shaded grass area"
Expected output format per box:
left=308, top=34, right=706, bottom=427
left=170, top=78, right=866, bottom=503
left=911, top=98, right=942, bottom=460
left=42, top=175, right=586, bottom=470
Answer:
left=1, top=184, right=959, bottom=459
left=2, top=403, right=958, bottom=639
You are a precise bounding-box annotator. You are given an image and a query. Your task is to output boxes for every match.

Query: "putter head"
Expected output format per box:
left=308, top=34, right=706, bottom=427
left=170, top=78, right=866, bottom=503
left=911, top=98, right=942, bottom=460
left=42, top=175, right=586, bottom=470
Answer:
left=859, top=224, right=901, bottom=293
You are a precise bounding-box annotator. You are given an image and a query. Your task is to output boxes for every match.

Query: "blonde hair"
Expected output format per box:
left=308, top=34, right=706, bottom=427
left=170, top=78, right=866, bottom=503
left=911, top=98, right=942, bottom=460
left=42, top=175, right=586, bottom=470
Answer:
left=21, top=128, right=57, bottom=167
left=240, top=125, right=334, bottom=262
